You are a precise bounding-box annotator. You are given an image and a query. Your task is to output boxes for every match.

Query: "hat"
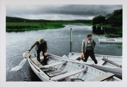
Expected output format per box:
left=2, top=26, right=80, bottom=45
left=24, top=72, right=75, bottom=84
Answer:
left=87, top=33, right=92, bottom=37
left=38, top=37, right=44, bottom=43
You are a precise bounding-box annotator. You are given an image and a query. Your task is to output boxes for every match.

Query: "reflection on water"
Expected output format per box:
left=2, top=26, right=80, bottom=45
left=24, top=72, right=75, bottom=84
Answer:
left=6, top=23, right=122, bottom=81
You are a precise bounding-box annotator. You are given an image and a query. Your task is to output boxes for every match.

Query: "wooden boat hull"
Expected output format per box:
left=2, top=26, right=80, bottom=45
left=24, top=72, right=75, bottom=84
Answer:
left=28, top=58, right=53, bottom=82
left=28, top=53, right=121, bottom=82
left=68, top=52, right=122, bottom=79
left=88, top=64, right=122, bottom=79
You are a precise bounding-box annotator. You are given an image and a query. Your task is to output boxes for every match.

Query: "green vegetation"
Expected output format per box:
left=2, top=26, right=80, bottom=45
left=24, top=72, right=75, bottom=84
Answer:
left=116, top=45, right=122, bottom=49
left=92, top=15, right=105, bottom=25
left=83, top=22, right=92, bottom=26
left=6, top=22, right=65, bottom=32
left=92, top=9, right=122, bottom=37
left=107, top=45, right=122, bottom=49
left=6, top=16, right=92, bottom=32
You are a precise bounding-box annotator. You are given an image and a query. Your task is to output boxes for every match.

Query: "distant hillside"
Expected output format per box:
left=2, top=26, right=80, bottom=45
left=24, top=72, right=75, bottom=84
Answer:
left=6, top=16, right=92, bottom=23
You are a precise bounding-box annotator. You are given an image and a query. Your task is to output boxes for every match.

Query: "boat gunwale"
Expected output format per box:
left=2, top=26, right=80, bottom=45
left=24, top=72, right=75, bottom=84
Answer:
left=47, top=53, right=110, bottom=74
left=70, top=52, right=122, bottom=58
left=69, top=52, right=122, bottom=68
left=28, top=58, right=51, bottom=81
left=28, top=53, right=121, bottom=81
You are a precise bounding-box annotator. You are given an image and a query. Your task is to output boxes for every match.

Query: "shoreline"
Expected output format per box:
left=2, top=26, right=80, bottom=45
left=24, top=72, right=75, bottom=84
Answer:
left=6, top=22, right=92, bottom=32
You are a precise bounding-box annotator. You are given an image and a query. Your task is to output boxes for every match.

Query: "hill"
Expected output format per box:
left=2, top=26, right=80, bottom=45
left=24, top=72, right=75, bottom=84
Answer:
left=6, top=16, right=92, bottom=23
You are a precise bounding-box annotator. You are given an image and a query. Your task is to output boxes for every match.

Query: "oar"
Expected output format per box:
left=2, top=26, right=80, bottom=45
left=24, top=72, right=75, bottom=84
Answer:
left=102, top=58, right=122, bottom=68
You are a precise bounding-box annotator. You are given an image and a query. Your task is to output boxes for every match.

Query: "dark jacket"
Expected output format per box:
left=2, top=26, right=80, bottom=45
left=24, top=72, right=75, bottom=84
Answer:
left=28, top=40, right=47, bottom=52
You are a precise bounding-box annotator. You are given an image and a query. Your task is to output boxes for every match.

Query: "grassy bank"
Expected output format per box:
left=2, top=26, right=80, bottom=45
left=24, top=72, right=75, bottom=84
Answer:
left=6, top=16, right=92, bottom=32
left=6, top=22, right=65, bottom=32
left=6, top=22, right=93, bottom=32
left=116, top=45, right=122, bottom=49
left=83, top=22, right=92, bottom=26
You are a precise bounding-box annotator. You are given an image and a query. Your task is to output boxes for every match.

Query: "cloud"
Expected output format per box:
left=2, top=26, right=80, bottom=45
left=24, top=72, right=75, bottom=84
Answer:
left=6, top=5, right=122, bottom=20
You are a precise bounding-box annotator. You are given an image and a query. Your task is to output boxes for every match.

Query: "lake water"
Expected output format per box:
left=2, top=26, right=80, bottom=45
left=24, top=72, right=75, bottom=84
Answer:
left=6, top=23, right=122, bottom=81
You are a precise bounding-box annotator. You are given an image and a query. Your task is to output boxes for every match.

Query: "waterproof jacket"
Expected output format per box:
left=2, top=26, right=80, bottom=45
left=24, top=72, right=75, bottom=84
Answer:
left=82, top=38, right=96, bottom=53
left=28, top=40, right=47, bottom=52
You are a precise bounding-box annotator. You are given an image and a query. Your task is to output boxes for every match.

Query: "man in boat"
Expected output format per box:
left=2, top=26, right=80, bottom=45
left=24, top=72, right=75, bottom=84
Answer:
left=27, top=37, right=47, bottom=64
left=82, top=33, right=98, bottom=64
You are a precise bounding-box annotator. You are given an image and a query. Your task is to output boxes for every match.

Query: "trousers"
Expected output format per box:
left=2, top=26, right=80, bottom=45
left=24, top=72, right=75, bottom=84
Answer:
left=84, top=50, right=98, bottom=64
left=37, top=49, right=47, bottom=65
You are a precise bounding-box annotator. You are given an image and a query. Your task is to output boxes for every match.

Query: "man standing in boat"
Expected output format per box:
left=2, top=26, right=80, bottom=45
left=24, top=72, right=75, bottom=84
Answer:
left=27, top=37, right=47, bottom=64
left=82, top=33, right=98, bottom=64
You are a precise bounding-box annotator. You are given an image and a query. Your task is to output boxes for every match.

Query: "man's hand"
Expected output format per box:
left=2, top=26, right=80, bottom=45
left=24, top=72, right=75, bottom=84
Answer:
left=44, top=53, right=47, bottom=56
left=82, top=52, right=84, bottom=56
left=26, top=51, right=29, bottom=53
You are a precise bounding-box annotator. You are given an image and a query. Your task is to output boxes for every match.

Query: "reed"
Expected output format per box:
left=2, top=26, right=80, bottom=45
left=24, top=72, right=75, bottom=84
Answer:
left=6, top=22, right=65, bottom=32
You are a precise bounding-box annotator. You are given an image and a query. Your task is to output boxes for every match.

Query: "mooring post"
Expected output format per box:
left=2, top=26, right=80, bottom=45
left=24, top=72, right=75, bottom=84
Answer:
left=70, top=28, right=72, bottom=52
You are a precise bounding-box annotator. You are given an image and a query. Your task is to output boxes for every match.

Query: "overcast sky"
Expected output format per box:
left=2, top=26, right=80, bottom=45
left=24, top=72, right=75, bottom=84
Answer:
left=6, top=5, right=122, bottom=20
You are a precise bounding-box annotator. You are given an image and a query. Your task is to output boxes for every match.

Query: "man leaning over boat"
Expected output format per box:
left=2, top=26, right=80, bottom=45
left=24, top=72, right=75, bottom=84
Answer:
left=82, top=33, right=98, bottom=64
left=26, top=37, right=47, bottom=65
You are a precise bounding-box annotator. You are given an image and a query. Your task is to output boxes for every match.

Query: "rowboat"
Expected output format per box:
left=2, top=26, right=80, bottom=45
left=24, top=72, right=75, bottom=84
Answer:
left=98, top=38, right=122, bottom=43
left=67, top=52, right=122, bottom=79
left=27, top=53, right=121, bottom=82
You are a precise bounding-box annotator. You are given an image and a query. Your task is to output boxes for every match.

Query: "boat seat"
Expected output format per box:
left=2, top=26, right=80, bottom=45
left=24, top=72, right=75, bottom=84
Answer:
left=89, top=72, right=114, bottom=81
left=41, top=67, right=57, bottom=72
left=31, top=57, right=66, bottom=69
left=51, top=67, right=88, bottom=81
left=41, top=62, right=66, bottom=68
left=30, top=57, right=44, bottom=68
left=65, top=76, right=84, bottom=82
left=47, top=70, right=68, bottom=77
left=97, top=60, right=106, bottom=66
